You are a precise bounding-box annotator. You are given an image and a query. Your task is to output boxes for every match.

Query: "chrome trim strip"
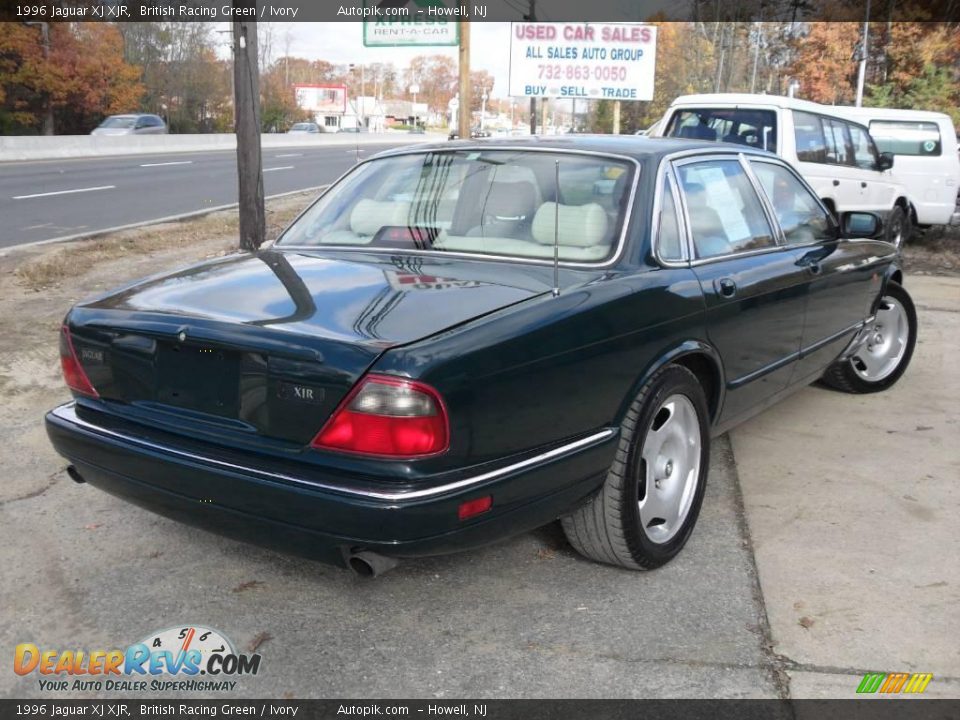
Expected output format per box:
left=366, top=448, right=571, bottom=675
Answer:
left=800, top=319, right=867, bottom=358
left=48, top=403, right=616, bottom=502
left=273, top=145, right=642, bottom=270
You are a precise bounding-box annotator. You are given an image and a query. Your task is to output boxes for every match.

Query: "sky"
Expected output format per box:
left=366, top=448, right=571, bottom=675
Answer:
left=256, top=22, right=514, bottom=98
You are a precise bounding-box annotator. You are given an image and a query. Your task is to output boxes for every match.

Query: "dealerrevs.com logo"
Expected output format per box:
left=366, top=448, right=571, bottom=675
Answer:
left=15, top=626, right=262, bottom=693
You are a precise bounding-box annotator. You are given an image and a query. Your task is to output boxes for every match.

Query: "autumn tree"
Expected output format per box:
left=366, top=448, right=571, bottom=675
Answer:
left=1, top=22, right=143, bottom=134
left=786, top=22, right=859, bottom=104
left=403, top=55, right=457, bottom=114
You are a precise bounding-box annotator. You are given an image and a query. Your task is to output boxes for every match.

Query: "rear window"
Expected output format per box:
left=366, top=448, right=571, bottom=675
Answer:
left=665, top=108, right=777, bottom=152
left=869, top=120, right=943, bottom=156
left=278, top=150, right=636, bottom=263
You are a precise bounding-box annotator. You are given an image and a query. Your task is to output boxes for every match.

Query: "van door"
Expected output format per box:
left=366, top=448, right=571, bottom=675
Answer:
left=869, top=118, right=959, bottom=225
left=849, top=122, right=897, bottom=215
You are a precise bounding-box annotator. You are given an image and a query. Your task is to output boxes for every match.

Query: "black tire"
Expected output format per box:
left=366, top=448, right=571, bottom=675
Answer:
left=886, top=205, right=911, bottom=249
left=561, top=364, right=710, bottom=570
left=821, top=281, right=917, bottom=394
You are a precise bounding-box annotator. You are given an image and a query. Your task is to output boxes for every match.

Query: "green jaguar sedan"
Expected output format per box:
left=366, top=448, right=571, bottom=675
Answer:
left=46, top=137, right=917, bottom=576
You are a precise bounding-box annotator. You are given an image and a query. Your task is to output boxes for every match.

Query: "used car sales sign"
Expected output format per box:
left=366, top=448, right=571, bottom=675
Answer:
left=509, top=22, right=657, bottom=101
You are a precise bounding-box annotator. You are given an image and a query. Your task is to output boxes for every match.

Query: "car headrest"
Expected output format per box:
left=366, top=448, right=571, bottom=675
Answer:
left=350, top=199, right=412, bottom=237
left=531, top=202, right=609, bottom=247
left=481, top=181, right=538, bottom=221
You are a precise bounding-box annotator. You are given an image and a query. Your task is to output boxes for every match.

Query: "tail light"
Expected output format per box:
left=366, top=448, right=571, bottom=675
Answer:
left=59, top=325, right=99, bottom=398
left=311, top=374, right=448, bottom=458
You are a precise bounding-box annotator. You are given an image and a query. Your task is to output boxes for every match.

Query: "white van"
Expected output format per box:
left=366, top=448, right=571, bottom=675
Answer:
left=828, top=106, right=960, bottom=229
left=652, top=94, right=913, bottom=246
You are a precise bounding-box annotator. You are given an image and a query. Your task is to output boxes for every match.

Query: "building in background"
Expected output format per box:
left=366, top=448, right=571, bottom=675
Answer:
left=294, top=84, right=347, bottom=131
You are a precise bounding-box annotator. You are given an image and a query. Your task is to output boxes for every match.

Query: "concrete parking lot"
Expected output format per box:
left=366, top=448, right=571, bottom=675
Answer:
left=0, top=209, right=956, bottom=699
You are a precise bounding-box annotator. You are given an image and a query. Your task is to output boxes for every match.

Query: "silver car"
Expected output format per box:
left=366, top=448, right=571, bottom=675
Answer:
left=91, top=114, right=167, bottom=136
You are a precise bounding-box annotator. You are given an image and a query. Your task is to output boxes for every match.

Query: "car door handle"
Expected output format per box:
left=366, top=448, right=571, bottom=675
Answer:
left=715, top=278, right=737, bottom=298
left=832, top=179, right=840, bottom=186
left=796, top=254, right=824, bottom=275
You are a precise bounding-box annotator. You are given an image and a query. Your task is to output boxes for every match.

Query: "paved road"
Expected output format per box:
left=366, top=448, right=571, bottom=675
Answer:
left=0, top=143, right=406, bottom=249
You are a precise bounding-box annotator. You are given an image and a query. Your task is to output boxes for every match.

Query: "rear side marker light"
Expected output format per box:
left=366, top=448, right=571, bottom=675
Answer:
left=311, top=374, right=449, bottom=458
left=458, top=496, right=493, bottom=521
left=59, top=325, right=99, bottom=398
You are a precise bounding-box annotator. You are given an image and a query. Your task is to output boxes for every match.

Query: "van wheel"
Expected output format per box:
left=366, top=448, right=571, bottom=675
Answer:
left=886, top=205, right=911, bottom=249
left=561, top=365, right=710, bottom=570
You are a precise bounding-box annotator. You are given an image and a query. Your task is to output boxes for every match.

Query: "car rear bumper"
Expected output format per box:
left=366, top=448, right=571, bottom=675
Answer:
left=45, top=402, right=615, bottom=568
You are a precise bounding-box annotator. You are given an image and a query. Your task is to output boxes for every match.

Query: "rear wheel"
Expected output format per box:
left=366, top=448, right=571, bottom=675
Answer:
left=561, top=365, right=710, bottom=570
left=821, top=282, right=917, bottom=393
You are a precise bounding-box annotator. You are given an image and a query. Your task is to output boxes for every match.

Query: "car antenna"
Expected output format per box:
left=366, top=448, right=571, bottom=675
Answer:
left=553, top=159, right=560, bottom=297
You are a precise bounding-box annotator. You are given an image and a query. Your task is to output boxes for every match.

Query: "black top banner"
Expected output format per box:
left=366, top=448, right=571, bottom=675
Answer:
left=1, top=700, right=960, bottom=720
left=1, top=0, right=959, bottom=23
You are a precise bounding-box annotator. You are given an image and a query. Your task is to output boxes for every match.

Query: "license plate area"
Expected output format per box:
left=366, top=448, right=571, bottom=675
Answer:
left=157, top=342, right=240, bottom=417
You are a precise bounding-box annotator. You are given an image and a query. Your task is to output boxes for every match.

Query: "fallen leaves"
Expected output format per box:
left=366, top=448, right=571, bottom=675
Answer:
left=247, top=631, right=272, bottom=653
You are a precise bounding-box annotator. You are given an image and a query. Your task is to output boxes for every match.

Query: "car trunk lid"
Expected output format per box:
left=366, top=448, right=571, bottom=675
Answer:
left=66, top=250, right=546, bottom=446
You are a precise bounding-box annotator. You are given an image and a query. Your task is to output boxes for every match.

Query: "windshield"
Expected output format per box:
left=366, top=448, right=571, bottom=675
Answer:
left=99, top=116, right=137, bottom=128
left=291, top=123, right=313, bottom=131
left=278, top=150, right=636, bottom=263
left=666, top=108, right=777, bottom=152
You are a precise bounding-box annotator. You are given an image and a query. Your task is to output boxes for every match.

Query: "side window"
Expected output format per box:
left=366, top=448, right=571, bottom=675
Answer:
left=823, top=119, right=854, bottom=166
left=677, top=159, right=776, bottom=259
left=750, top=161, right=835, bottom=245
left=869, top=120, right=942, bottom=156
left=849, top=124, right=880, bottom=170
left=657, top=176, right=684, bottom=261
left=793, top=111, right=827, bottom=163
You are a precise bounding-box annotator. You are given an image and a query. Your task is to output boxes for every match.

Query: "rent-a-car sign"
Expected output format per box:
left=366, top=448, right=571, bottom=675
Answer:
left=509, top=22, right=657, bottom=101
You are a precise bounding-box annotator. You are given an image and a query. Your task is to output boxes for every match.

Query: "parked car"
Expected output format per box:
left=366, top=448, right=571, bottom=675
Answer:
left=288, top=122, right=321, bottom=134
left=448, top=127, right=491, bottom=140
left=46, top=138, right=916, bottom=577
left=651, top=94, right=913, bottom=247
left=828, top=106, right=960, bottom=230
left=91, top=114, right=167, bottom=136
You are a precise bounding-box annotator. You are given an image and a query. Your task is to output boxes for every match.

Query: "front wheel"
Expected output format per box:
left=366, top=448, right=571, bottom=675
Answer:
left=821, top=281, right=917, bottom=393
left=886, top=205, right=912, bottom=250
left=561, top=365, right=710, bottom=570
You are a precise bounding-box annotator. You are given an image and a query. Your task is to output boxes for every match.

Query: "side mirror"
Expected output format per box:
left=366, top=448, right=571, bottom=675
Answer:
left=841, top=211, right=881, bottom=238
left=877, top=152, right=895, bottom=171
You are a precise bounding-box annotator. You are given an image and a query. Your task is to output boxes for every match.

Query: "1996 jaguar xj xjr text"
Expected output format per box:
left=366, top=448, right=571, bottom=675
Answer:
left=46, top=137, right=917, bottom=576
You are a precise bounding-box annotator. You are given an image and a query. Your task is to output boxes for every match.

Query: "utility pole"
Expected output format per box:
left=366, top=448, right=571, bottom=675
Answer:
left=612, top=100, right=621, bottom=134
left=24, top=21, right=53, bottom=135
left=750, top=22, right=762, bottom=94
left=232, top=17, right=265, bottom=251
left=458, top=18, right=471, bottom=140
left=525, top=0, right=537, bottom=135
left=855, top=0, right=871, bottom=107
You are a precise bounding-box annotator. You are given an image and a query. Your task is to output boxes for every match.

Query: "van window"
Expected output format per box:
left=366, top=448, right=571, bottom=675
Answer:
left=823, top=119, right=853, bottom=166
left=869, top=120, right=943, bottom=156
left=677, top=159, right=776, bottom=259
left=793, top=111, right=827, bottom=163
left=666, top=109, right=777, bottom=151
left=848, top=124, right=881, bottom=170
